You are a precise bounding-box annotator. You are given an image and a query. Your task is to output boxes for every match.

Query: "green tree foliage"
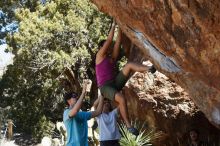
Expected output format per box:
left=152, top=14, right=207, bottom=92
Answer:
left=0, top=0, right=111, bottom=139
left=0, top=0, right=40, bottom=43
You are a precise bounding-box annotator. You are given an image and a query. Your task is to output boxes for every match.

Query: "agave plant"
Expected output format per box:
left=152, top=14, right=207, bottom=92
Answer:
left=119, top=120, right=162, bottom=146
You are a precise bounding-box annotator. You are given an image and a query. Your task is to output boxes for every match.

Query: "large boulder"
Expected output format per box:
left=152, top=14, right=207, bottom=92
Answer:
left=123, top=69, right=220, bottom=145
left=91, top=0, right=220, bottom=128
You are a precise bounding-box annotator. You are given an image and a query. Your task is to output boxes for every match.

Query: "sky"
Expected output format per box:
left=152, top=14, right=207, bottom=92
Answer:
left=0, top=44, right=14, bottom=70
left=0, top=10, right=17, bottom=76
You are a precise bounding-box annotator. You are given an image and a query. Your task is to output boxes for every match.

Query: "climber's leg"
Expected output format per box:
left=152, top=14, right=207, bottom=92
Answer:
left=122, top=62, right=156, bottom=77
left=99, top=80, right=139, bottom=136
left=99, top=83, right=131, bottom=127
left=122, top=62, right=149, bottom=76
left=114, top=92, right=139, bottom=136
left=114, top=92, right=130, bottom=127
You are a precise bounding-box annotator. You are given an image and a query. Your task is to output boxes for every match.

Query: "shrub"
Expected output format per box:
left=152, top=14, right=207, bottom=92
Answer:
left=119, top=120, right=162, bottom=146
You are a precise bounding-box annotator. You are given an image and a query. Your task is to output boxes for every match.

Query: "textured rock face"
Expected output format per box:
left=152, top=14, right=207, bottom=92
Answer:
left=91, top=0, right=220, bottom=127
left=123, top=70, right=220, bottom=145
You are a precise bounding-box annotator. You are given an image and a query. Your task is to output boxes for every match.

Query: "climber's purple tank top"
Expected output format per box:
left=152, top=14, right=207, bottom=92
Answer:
left=96, top=57, right=115, bottom=87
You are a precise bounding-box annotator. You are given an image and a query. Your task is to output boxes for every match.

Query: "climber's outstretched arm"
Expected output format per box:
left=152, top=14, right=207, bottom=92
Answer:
left=112, top=28, right=122, bottom=62
left=97, top=22, right=116, bottom=58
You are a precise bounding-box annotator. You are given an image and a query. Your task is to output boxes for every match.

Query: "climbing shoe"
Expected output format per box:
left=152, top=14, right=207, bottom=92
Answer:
left=149, top=65, right=156, bottom=74
left=127, top=127, right=139, bottom=136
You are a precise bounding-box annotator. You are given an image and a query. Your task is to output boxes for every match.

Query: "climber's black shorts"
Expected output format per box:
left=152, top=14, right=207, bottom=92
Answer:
left=99, top=71, right=128, bottom=100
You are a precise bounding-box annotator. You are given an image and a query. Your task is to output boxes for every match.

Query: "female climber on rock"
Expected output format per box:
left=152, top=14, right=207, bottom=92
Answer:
left=95, top=21, right=156, bottom=136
